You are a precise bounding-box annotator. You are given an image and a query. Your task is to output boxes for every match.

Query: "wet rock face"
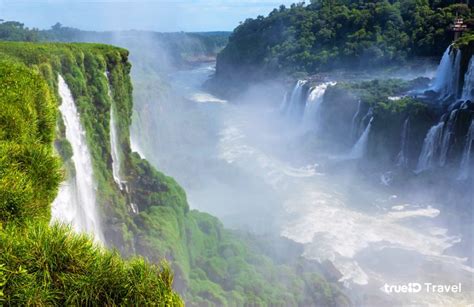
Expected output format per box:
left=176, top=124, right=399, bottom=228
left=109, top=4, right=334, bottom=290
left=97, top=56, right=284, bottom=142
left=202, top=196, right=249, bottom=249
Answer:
left=318, top=86, right=361, bottom=146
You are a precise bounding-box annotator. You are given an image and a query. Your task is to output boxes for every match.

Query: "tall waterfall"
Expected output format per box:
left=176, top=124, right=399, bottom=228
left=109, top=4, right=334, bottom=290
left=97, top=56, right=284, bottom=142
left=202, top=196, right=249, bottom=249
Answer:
left=431, top=46, right=462, bottom=100
left=349, top=117, right=373, bottom=159
left=351, top=100, right=363, bottom=141
left=396, top=118, right=410, bottom=167
left=284, top=80, right=307, bottom=120
left=458, top=119, right=474, bottom=180
left=105, top=72, right=124, bottom=189
left=51, top=75, right=104, bottom=243
left=439, top=110, right=458, bottom=166
left=301, top=82, right=335, bottom=130
left=461, top=57, right=474, bottom=101
left=415, top=122, right=444, bottom=174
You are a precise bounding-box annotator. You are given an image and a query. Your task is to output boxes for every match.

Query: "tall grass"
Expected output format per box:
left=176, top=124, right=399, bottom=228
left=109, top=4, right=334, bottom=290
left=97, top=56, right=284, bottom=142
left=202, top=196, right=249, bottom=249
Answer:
left=0, top=222, right=183, bottom=305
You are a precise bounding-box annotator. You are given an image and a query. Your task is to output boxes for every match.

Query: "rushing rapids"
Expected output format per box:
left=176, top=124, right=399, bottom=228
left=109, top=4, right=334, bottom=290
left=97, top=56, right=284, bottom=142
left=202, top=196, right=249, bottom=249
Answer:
left=51, top=75, right=104, bottom=243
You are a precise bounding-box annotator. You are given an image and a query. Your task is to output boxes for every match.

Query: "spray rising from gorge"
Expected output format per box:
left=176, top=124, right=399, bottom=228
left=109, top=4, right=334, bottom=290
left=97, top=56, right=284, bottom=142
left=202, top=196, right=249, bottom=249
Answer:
left=126, top=35, right=473, bottom=304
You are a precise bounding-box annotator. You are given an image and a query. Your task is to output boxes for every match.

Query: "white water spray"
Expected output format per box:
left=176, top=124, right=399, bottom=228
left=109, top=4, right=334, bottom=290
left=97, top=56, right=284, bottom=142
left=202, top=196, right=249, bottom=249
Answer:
left=351, top=100, right=363, bottom=140
left=396, top=118, right=410, bottom=167
left=51, top=75, right=104, bottom=243
left=439, top=110, right=458, bottom=166
left=458, top=119, right=474, bottom=180
left=461, top=56, right=474, bottom=101
left=105, top=72, right=124, bottom=189
left=285, top=80, right=307, bottom=120
left=302, top=82, right=335, bottom=130
left=349, top=117, right=373, bottom=159
left=415, top=122, right=444, bottom=173
left=431, top=46, right=462, bottom=100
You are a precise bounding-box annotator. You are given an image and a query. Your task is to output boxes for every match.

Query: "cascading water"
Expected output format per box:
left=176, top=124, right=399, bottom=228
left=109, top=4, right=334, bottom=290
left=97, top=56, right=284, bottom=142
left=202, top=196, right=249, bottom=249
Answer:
left=301, top=82, right=335, bottom=130
left=356, top=108, right=373, bottom=140
left=279, top=92, right=289, bottom=111
left=285, top=80, right=307, bottom=120
left=349, top=117, right=373, bottom=159
left=51, top=75, right=104, bottom=243
left=431, top=46, right=462, bottom=100
left=458, top=119, right=474, bottom=180
left=415, top=122, right=444, bottom=174
left=396, top=118, right=410, bottom=167
left=105, top=72, right=124, bottom=189
left=461, top=57, right=474, bottom=101
left=439, top=109, right=458, bottom=166
left=350, top=100, right=362, bottom=140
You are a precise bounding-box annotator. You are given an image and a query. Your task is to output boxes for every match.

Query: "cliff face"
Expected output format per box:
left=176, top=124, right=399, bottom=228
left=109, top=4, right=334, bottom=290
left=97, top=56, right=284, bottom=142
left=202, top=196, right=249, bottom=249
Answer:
left=0, top=42, right=183, bottom=305
left=0, top=42, right=347, bottom=306
left=290, top=40, right=473, bottom=174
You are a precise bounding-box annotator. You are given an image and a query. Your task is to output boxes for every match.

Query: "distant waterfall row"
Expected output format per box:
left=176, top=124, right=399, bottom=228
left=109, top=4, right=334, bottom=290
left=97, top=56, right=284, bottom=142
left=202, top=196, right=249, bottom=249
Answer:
left=281, top=80, right=336, bottom=130
left=282, top=80, right=373, bottom=159
left=416, top=45, right=474, bottom=179
left=415, top=104, right=473, bottom=179
left=52, top=75, right=105, bottom=243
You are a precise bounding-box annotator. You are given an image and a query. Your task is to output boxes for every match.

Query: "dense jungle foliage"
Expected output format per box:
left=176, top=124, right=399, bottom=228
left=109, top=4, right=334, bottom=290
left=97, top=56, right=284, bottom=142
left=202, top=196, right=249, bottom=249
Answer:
left=216, top=0, right=474, bottom=81
left=0, top=53, right=182, bottom=305
left=0, top=41, right=346, bottom=305
left=0, top=20, right=229, bottom=68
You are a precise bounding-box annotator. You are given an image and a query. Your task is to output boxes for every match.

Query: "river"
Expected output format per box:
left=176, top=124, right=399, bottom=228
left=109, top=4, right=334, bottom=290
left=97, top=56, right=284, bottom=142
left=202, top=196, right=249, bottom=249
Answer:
left=131, top=62, right=473, bottom=306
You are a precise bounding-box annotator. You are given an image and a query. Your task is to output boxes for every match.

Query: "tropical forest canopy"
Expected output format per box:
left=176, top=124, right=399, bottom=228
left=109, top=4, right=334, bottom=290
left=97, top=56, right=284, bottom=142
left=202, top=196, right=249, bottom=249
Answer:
left=216, top=0, right=473, bottom=78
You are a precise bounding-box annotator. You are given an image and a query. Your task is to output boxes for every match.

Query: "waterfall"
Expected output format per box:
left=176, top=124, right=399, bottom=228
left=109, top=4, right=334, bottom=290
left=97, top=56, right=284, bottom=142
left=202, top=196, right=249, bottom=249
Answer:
left=396, top=118, right=410, bottom=167
left=461, top=57, right=474, bottom=101
left=51, top=75, right=104, bottom=243
left=439, top=110, right=458, bottom=166
left=458, top=120, right=474, bottom=180
left=279, top=92, right=289, bottom=111
left=301, top=82, right=335, bottom=130
left=105, top=72, right=124, bottom=189
left=431, top=46, right=462, bottom=100
left=285, top=80, right=307, bottom=120
left=356, top=108, right=373, bottom=141
left=415, top=122, right=444, bottom=174
left=349, top=117, right=373, bottom=159
left=351, top=100, right=362, bottom=140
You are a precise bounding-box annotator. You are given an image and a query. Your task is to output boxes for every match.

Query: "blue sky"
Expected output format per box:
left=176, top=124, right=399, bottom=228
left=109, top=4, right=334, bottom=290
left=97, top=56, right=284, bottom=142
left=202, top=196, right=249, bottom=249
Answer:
left=0, top=0, right=296, bottom=32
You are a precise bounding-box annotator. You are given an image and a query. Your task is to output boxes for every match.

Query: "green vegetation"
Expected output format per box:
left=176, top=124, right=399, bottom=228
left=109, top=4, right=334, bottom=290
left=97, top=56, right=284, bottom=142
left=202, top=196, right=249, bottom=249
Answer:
left=129, top=155, right=346, bottom=306
left=0, top=41, right=345, bottom=305
left=0, top=21, right=40, bottom=42
left=0, top=41, right=138, bottom=252
left=216, top=0, right=473, bottom=82
left=338, top=78, right=429, bottom=114
left=0, top=223, right=181, bottom=305
left=0, top=20, right=230, bottom=69
left=0, top=59, right=60, bottom=225
left=0, top=51, right=182, bottom=305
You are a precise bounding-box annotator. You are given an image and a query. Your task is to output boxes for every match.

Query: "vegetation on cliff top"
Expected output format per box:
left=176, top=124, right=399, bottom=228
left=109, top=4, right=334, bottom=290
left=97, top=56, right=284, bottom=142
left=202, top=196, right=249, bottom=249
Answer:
left=0, top=41, right=345, bottom=305
left=216, top=0, right=473, bottom=82
left=0, top=54, right=182, bottom=305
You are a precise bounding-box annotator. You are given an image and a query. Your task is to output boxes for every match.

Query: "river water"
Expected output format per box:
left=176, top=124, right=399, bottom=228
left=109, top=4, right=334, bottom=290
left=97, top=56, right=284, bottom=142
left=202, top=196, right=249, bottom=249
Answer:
left=131, top=63, right=473, bottom=306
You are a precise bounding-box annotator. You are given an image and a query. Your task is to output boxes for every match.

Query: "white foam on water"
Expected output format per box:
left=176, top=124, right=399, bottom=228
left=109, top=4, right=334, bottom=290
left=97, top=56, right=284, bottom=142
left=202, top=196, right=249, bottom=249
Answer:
left=281, top=189, right=468, bottom=286
left=190, top=92, right=227, bottom=104
left=218, top=125, right=317, bottom=190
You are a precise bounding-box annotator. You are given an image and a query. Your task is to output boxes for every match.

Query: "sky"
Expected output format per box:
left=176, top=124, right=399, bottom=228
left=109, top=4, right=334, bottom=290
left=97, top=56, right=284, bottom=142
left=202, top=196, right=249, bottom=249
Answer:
left=0, top=0, right=296, bottom=32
